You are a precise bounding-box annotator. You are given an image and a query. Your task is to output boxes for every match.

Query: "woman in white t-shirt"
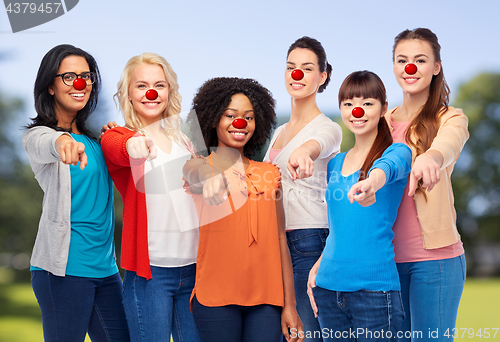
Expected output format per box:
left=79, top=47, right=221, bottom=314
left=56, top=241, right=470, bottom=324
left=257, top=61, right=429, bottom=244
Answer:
left=263, top=37, right=342, bottom=341
left=101, top=53, right=200, bottom=342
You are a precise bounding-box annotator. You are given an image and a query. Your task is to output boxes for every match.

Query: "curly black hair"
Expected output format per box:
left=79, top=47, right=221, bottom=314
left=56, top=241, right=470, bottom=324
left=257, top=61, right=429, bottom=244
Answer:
left=188, top=77, right=276, bottom=157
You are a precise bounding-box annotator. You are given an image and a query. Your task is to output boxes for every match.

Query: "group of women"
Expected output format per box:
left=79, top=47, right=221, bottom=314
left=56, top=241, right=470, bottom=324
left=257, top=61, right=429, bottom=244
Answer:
left=23, top=27, right=468, bottom=342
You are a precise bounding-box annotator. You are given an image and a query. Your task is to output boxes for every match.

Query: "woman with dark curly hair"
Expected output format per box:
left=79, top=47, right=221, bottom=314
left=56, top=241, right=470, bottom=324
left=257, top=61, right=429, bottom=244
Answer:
left=263, top=36, right=342, bottom=341
left=183, top=77, right=304, bottom=342
left=23, top=44, right=129, bottom=341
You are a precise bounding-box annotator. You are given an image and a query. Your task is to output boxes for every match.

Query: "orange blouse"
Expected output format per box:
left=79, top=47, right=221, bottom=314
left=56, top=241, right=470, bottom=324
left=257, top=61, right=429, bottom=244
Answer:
left=186, top=152, right=284, bottom=308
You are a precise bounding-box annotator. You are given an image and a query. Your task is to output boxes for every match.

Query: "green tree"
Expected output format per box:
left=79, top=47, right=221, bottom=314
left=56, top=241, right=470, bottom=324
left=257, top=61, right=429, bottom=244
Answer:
left=0, top=92, right=45, bottom=282
left=452, top=72, right=500, bottom=275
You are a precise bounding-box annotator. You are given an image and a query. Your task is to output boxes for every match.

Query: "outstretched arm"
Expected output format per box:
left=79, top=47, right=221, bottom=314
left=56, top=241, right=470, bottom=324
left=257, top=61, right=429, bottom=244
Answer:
left=348, top=143, right=412, bottom=206
left=287, top=140, right=320, bottom=180
left=288, top=120, right=342, bottom=180
left=182, top=157, right=230, bottom=205
left=408, top=109, right=468, bottom=195
left=347, top=169, right=386, bottom=207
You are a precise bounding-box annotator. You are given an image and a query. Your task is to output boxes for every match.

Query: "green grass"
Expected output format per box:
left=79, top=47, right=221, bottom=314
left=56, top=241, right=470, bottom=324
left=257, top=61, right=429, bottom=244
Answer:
left=0, top=279, right=498, bottom=341
left=0, top=283, right=91, bottom=341
left=455, top=278, right=500, bottom=340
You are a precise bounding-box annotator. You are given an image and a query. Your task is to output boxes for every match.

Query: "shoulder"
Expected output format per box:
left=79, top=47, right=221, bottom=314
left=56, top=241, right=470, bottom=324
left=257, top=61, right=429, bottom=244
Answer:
left=249, top=160, right=281, bottom=189
left=383, top=107, right=398, bottom=125
left=439, top=106, right=466, bottom=119
left=101, top=126, right=137, bottom=146
left=273, top=123, right=286, bottom=134
left=328, top=152, right=346, bottom=168
left=250, top=159, right=279, bottom=173
left=383, top=143, right=411, bottom=155
left=437, top=106, right=468, bottom=127
left=316, top=114, right=341, bottom=129
left=23, top=125, right=56, bottom=137
left=107, top=126, right=136, bottom=136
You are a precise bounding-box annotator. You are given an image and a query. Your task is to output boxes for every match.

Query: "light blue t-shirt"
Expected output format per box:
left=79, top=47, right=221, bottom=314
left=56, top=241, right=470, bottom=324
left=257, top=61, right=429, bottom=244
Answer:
left=32, top=134, right=118, bottom=277
left=316, top=143, right=411, bottom=292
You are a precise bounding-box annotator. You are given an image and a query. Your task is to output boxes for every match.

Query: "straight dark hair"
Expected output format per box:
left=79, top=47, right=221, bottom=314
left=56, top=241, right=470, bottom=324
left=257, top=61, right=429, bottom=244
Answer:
left=338, top=70, right=392, bottom=180
left=287, top=36, right=332, bottom=93
left=393, top=28, right=449, bottom=196
left=27, top=44, right=101, bottom=138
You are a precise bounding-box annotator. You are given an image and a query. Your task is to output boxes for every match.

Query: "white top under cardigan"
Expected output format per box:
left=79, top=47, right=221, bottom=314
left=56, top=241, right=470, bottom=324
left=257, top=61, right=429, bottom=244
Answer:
left=263, top=113, right=342, bottom=230
left=144, top=141, right=199, bottom=267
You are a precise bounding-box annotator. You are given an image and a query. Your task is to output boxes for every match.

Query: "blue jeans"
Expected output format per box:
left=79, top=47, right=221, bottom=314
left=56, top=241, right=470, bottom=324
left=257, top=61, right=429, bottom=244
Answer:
left=123, top=264, right=200, bottom=342
left=313, top=286, right=404, bottom=342
left=31, top=270, right=129, bottom=342
left=286, top=228, right=329, bottom=342
left=397, top=254, right=466, bottom=341
left=192, top=295, right=282, bottom=342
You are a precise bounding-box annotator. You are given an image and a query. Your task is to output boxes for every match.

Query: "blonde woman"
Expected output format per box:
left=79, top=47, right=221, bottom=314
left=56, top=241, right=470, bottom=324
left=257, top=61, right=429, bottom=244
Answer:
left=101, top=53, right=200, bottom=342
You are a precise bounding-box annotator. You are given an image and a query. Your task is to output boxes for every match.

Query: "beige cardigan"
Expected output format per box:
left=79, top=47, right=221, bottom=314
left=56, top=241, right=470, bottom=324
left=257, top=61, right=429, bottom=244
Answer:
left=385, top=106, right=469, bottom=249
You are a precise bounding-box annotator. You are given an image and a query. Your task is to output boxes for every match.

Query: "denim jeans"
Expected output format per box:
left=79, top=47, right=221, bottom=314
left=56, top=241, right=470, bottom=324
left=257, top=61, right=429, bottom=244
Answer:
left=286, top=228, right=329, bottom=342
left=123, top=264, right=200, bottom=342
left=31, top=270, right=129, bottom=342
left=192, top=295, right=282, bottom=342
left=313, top=286, right=404, bottom=342
left=397, top=254, right=466, bottom=341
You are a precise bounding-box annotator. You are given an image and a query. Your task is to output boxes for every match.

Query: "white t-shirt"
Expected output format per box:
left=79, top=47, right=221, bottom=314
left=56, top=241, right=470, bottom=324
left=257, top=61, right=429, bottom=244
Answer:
left=144, top=141, right=199, bottom=267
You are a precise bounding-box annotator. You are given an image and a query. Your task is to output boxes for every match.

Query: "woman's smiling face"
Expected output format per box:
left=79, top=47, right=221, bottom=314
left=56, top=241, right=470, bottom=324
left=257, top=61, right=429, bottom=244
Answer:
left=393, top=39, right=441, bottom=97
left=216, top=93, right=255, bottom=154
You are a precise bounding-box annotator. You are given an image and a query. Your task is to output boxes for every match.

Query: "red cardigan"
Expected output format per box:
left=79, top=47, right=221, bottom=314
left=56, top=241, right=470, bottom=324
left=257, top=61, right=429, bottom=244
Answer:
left=101, top=127, right=152, bottom=279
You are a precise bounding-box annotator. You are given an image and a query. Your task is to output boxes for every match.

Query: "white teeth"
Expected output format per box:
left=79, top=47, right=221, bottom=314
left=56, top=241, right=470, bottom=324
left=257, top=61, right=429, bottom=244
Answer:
left=71, top=93, right=84, bottom=97
left=352, top=121, right=366, bottom=125
left=144, top=102, right=158, bottom=107
left=231, top=132, right=245, bottom=136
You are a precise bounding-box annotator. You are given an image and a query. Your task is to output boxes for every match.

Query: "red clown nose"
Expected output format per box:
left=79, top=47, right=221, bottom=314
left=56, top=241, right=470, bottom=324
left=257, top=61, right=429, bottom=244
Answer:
left=352, top=107, right=365, bottom=118
left=145, top=89, right=158, bottom=100
left=291, top=69, right=304, bottom=81
left=232, top=119, right=247, bottom=129
left=405, top=63, right=418, bottom=75
left=73, top=78, right=87, bottom=91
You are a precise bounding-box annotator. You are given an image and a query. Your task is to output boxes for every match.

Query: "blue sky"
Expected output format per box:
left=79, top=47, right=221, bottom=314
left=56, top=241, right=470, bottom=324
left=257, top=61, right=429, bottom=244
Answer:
left=1, top=0, right=499, bottom=126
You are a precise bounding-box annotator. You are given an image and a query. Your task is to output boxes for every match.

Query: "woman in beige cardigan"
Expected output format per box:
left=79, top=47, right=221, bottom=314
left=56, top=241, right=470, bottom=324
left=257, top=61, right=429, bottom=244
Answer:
left=386, top=28, right=469, bottom=341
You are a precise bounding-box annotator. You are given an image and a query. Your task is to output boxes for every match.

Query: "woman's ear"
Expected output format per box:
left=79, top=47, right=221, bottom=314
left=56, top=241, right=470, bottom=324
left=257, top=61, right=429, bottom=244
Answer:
left=319, top=71, right=327, bottom=86
left=433, top=61, right=441, bottom=76
left=381, top=103, right=388, bottom=117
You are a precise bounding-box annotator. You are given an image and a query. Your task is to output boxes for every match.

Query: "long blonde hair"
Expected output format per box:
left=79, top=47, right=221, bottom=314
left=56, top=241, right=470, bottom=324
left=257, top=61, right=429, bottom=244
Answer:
left=115, top=53, right=193, bottom=150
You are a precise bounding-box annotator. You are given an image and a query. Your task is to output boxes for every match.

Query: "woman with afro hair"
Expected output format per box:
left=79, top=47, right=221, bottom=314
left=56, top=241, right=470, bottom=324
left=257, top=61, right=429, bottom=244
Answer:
left=183, top=77, right=304, bottom=342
